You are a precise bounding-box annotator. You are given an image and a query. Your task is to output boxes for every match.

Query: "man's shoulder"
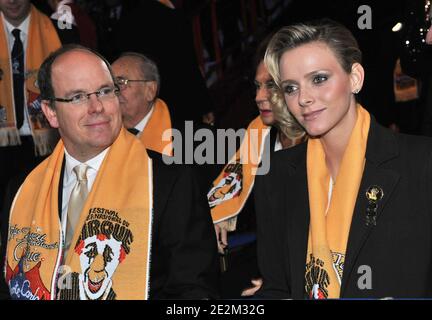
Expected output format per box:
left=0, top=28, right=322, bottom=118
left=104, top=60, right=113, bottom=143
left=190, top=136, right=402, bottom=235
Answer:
left=147, top=149, right=194, bottom=179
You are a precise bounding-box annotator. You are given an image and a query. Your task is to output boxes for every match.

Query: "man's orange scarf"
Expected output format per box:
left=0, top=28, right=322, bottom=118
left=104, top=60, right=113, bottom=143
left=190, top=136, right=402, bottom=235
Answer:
left=305, top=105, right=370, bottom=299
left=0, top=5, right=61, bottom=155
left=139, top=98, right=172, bottom=156
left=208, top=116, right=270, bottom=225
left=5, top=129, right=153, bottom=300
left=158, top=0, right=175, bottom=9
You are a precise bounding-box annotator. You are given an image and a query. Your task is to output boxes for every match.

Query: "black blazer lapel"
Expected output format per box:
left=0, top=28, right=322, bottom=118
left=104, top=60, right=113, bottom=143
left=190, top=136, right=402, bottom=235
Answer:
left=146, top=149, right=178, bottom=230
left=282, top=143, right=310, bottom=299
left=341, top=119, right=400, bottom=296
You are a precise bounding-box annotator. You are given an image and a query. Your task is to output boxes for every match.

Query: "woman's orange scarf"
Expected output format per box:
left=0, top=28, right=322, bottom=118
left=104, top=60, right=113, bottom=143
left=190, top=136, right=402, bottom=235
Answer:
left=305, top=105, right=370, bottom=299
left=208, top=116, right=270, bottom=226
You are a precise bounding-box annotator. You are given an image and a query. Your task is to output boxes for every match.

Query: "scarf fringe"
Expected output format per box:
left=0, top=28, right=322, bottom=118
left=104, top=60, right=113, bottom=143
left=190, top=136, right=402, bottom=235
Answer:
left=32, top=129, right=59, bottom=156
left=217, top=216, right=238, bottom=232
left=0, top=127, right=21, bottom=146
left=225, top=216, right=238, bottom=231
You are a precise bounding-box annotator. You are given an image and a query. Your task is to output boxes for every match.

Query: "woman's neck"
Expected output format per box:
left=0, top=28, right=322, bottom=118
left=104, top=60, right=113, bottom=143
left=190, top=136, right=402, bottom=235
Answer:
left=320, top=105, right=358, bottom=181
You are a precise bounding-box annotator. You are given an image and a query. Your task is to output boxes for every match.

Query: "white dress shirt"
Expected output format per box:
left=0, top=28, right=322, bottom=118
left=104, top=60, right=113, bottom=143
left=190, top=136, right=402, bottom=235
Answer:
left=133, top=106, right=154, bottom=136
left=274, top=133, right=283, bottom=152
left=2, top=12, right=32, bottom=135
left=61, top=148, right=109, bottom=234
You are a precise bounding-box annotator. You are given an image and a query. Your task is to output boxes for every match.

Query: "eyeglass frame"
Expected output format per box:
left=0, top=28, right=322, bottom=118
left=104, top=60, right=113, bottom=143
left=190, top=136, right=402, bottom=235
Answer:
left=50, top=85, right=120, bottom=105
left=115, top=77, right=155, bottom=90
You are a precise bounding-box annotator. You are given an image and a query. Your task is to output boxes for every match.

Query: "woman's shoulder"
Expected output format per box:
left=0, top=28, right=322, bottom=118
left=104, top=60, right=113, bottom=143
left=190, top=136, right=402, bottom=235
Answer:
left=395, top=132, right=432, bottom=152
left=368, top=120, right=432, bottom=162
left=256, top=141, right=307, bottom=190
left=390, top=131, right=432, bottom=165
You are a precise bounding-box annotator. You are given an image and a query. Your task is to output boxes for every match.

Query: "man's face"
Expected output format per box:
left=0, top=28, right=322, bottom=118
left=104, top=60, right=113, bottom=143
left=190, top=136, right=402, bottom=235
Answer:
left=42, top=50, right=122, bottom=162
left=112, top=57, right=155, bottom=129
left=0, top=0, right=31, bottom=26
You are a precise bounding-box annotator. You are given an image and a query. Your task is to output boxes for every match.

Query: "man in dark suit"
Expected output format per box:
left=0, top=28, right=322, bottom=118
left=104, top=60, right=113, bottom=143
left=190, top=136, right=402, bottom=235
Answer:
left=0, top=44, right=219, bottom=300
left=0, top=0, right=62, bottom=212
left=111, top=52, right=172, bottom=154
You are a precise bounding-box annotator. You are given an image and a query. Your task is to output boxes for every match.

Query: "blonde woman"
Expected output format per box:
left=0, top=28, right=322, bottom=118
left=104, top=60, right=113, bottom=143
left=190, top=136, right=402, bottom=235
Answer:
left=255, top=19, right=432, bottom=299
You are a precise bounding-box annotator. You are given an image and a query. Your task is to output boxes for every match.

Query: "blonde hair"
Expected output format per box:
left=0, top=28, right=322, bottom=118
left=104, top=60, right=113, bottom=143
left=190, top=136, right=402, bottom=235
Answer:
left=270, top=87, right=306, bottom=139
left=254, top=36, right=305, bottom=140
left=264, top=20, right=362, bottom=135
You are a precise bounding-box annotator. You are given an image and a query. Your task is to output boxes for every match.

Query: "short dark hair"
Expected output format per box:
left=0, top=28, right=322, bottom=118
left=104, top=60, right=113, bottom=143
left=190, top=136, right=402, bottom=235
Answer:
left=118, top=52, right=161, bottom=90
left=37, top=44, right=116, bottom=108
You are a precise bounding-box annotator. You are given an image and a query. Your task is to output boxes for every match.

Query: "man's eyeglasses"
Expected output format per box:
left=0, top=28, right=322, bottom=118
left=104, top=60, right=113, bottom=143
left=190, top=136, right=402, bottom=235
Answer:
left=115, top=77, right=154, bottom=90
left=51, top=86, right=120, bottom=105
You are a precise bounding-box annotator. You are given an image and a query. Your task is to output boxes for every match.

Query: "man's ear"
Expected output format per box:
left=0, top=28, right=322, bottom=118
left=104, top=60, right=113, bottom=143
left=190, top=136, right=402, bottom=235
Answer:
left=350, top=62, right=364, bottom=94
left=41, top=100, right=59, bottom=128
left=145, top=81, right=158, bottom=103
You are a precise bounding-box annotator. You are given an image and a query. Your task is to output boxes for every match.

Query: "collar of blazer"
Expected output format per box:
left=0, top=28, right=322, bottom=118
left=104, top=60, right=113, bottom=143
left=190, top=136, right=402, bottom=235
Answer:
left=281, top=116, right=400, bottom=170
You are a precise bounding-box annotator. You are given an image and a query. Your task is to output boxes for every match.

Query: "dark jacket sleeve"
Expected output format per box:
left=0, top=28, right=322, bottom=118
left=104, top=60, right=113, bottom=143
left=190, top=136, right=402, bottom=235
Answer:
left=0, top=197, right=9, bottom=300
left=253, top=162, right=291, bottom=299
left=149, top=152, right=220, bottom=299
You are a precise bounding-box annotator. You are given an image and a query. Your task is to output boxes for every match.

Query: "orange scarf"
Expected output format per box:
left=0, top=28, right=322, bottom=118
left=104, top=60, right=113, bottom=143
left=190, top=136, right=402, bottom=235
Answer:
left=158, top=0, right=175, bottom=9
left=305, top=105, right=370, bottom=299
left=5, top=129, right=153, bottom=300
left=0, top=5, right=61, bottom=155
left=208, top=116, right=270, bottom=225
left=139, top=98, right=172, bottom=156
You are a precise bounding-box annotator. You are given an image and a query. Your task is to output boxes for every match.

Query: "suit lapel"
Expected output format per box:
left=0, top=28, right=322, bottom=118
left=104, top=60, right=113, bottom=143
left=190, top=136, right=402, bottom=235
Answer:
left=340, top=119, right=400, bottom=296
left=147, top=150, right=177, bottom=224
left=283, top=143, right=310, bottom=299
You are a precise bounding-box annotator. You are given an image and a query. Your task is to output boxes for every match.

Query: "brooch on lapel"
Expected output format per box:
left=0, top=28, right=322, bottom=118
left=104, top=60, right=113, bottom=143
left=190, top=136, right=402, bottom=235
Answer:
left=365, top=185, right=384, bottom=226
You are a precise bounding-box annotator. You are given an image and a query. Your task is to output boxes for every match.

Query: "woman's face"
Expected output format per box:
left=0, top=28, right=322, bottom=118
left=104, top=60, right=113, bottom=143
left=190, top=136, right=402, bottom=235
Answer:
left=279, top=41, right=362, bottom=138
left=255, top=61, right=275, bottom=126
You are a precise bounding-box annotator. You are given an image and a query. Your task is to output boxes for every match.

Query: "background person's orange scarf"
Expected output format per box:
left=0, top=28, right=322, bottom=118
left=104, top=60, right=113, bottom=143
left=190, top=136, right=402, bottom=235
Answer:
left=0, top=5, right=61, bottom=155
left=158, top=0, right=175, bottom=9
left=208, top=116, right=270, bottom=227
left=140, top=98, right=172, bottom=156
left=305, top=105, right=370, bottom=299
left=5, top=129, right=153, bottom=300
